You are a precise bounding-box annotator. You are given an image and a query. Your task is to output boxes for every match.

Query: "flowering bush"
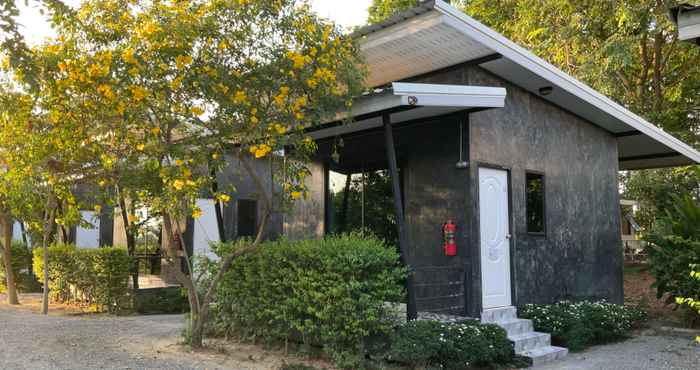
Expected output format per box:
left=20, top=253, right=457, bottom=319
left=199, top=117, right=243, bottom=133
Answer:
left=520, top=301, right=646, bottom=351
left=387, top=320, right=513, bottom=369
left=676, top=264, right=700, bottom=343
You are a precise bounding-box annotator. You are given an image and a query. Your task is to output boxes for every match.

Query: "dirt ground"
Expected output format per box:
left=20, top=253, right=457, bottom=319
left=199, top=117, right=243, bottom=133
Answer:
left=623, top=263, right=689, bottom=327
left=0, top=293, right=335, bottom=370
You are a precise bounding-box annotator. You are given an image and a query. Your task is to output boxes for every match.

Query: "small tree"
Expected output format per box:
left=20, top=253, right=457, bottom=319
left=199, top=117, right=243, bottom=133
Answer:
left=28, top=0, right=364, bottom=347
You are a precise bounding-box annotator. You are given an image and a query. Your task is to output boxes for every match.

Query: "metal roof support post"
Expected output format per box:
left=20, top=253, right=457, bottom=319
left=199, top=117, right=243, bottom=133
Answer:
left=383, top=113, right=418, bottom=320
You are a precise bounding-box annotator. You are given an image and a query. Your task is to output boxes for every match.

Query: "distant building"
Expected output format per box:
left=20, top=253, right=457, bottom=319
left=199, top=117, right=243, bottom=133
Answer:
left=670, top=4, right=700, bottom=44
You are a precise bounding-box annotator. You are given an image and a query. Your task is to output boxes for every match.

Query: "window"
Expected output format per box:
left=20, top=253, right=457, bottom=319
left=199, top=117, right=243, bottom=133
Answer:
left=237, top=199, right=258, bottom=238
left=526, top=172, right=545, bottom=234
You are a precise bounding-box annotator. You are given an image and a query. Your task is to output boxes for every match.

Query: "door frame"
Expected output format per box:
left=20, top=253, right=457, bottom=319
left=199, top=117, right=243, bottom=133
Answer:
left=474, top=162, right=516, bottom=312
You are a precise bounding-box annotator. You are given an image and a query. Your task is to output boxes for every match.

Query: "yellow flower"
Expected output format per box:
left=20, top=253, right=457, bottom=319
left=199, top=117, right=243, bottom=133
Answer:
left=175, top=159, right=184, bottom=166
left=232, top=90, right=247, bottom=104
left=306, top=78, right=318, bottom=88
left=291, top=191, right=302, bottom=200
left=150, top=127, right=161, bottom=135
left=173, top=179, right=185, bottom=190
left=216, top=194, right=231, bottom=203
left=192, top=208, right=203, bottom=219
left=251, top=144, right=271, bottom=158
left=97, top=84, right=115, bottom=100
left=175, top=55, right=193, bottom=70
left=250, top=115, right=259, bottom=125
left=212, top=152, right=220, bottom=160
left=116, top=101, right=126, bottom=115
left=287, top=51, right=306, bottom=69
left=94, top=205, right=102, bottom=213
left=129, top=85, right=148, bottom=102
left=123, top=48, right=137, bottom=64
left=98, top=180, right=107, bottom=187
left=190, top=106, right=204, bottom=116
left=127, top=214, right=138, bottom=223
left=136, top=143, right=145, bottom=151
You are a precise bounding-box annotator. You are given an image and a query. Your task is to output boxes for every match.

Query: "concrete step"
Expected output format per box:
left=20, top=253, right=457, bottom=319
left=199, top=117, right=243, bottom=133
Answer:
left=509, top=331, right=551, bottom=353
left=498, top=318, right=534, bottom=336
left=521, top=346, right=569, bottom=367
left=481, top=306, right=517, bottom=323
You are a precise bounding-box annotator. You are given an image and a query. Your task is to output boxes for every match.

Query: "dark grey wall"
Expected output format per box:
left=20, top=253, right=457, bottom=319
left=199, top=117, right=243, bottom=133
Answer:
left=281, top=62, right=624, bottom=315
left=466, top=66, right=624, bottom=310
left=216, top=154, right=284, bottom=241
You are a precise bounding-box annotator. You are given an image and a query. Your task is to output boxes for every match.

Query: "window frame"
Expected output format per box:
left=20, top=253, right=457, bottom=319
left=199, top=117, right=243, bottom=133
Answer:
left=525, top=171, right=546, bottom=237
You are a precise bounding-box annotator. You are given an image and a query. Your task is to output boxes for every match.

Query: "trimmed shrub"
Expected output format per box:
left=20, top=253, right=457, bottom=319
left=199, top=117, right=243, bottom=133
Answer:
left=209, top=234, right=407, bottom=366
left=387, top=320, right=513, bottom=369
left=519, top=301, right=646, bottom=351
left=33, top=244, right=130, bottom=312
left=0, top=241, right=41, bottom=293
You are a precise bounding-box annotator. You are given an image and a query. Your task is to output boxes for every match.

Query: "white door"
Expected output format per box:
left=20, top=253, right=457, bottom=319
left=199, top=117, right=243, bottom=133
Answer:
left=478, top=167, right=512, bottom=309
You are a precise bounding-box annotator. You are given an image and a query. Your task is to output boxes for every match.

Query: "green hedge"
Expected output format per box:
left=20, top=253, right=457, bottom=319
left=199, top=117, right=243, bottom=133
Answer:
left=387, top=320, right=513, bottom=369
left=1, top=241, right=41, bottom=293
left=33, top=244, right=130, bottom=312
left=210, top=234, right=407, bottom=366
left=519, top=301, right=646, bottom=351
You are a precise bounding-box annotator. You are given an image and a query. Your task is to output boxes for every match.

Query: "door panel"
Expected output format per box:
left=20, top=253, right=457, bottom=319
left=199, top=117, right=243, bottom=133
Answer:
left=478, top=167, right=512, bottom=309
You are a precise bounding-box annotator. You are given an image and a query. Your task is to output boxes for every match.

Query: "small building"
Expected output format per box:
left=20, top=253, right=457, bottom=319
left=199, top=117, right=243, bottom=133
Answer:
left=620, top=199, right=644, bottom=263
left=670, top=3, right=700, bottom=44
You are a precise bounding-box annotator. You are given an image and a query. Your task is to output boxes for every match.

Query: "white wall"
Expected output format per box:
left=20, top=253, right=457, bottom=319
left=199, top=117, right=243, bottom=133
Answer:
left=12, top=221, right=24, bottom=242
left=192, top=198, right=220, bottom=260
left=76, top=211, right=100, bottom=249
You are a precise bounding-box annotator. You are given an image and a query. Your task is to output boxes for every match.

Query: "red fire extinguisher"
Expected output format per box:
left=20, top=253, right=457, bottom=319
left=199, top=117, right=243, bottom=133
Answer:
left=443, top=220, right=457, bottom=256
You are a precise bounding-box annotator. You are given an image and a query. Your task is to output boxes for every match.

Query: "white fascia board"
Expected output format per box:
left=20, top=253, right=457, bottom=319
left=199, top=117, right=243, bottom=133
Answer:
left=393, top=82, right=506, bottom=108
left=434, top=0, right=700, bottom=164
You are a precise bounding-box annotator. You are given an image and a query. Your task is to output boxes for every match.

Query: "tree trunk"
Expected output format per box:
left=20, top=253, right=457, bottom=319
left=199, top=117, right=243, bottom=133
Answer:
left=117, top=190, right=138, bottom=290
left=211, top=167, right=226, bottom=243
left=41, top=198, right=57, bottom=315
left=0, top=214, right=19, bottom=305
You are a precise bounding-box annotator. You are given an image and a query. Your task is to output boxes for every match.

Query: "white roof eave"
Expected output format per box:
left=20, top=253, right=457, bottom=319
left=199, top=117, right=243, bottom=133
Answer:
left=432, top=0, right=700, bottom=165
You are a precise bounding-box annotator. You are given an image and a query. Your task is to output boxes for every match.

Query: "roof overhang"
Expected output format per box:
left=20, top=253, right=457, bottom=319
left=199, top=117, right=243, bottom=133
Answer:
left=310, top=82, right=506, bottom=139
left=670, top=4, right=700, bottom=44
left=354, top=0, right=700, bottom=171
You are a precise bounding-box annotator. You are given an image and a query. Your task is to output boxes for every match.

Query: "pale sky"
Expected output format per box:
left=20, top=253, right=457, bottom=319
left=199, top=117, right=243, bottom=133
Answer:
left=15, top=0, right=373, bottom=45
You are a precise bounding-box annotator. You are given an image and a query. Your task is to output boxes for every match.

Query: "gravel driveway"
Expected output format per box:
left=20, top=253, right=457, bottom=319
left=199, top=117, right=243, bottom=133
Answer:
left=2, top=299, right=699, bottom=370
left=0, top=302, right=329, bottom=370
left=533, top=333, right=700, bottom=370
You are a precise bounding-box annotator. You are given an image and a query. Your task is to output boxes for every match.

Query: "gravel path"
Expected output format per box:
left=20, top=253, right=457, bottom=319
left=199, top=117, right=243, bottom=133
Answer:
left=533, top=333, right=700, bottom=370
left=2, top=299, right=699, bottom=370
left=0, top=303, right=328, bottom=370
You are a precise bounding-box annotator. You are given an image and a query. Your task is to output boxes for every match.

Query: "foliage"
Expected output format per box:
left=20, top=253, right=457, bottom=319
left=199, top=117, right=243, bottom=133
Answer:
left=367, top=0, right=425, bottom=24
left=32, top=244, right=130, bottom=312
left=387, top=320, right=513, bottom=369
left=207, top=234, right=406, bottom=367
left=676, top=264, right=700, bottom=342
left=0, top=241, right=40, bottom=293
left=330, top=170, right=397, bottom=246
left=621, top=167, right=700, bottom=232
left=520, top=301, right=646, bottom=351
left=1, top=0, right=365, bottom=342
left=644, top=195, right=700, bottom=326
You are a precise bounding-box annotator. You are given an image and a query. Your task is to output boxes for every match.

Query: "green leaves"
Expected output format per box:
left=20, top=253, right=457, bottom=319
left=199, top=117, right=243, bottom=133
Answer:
left=206, top=234, right=406, bottom=367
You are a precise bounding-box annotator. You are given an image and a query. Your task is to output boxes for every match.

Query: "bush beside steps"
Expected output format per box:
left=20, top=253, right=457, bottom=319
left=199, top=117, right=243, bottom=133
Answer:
left=519, top=300, right=646, bottom=351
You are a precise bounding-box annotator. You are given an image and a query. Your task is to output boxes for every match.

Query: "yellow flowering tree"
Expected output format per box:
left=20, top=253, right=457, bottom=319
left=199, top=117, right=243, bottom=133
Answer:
left=10, top=0, right=365, bottom=346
